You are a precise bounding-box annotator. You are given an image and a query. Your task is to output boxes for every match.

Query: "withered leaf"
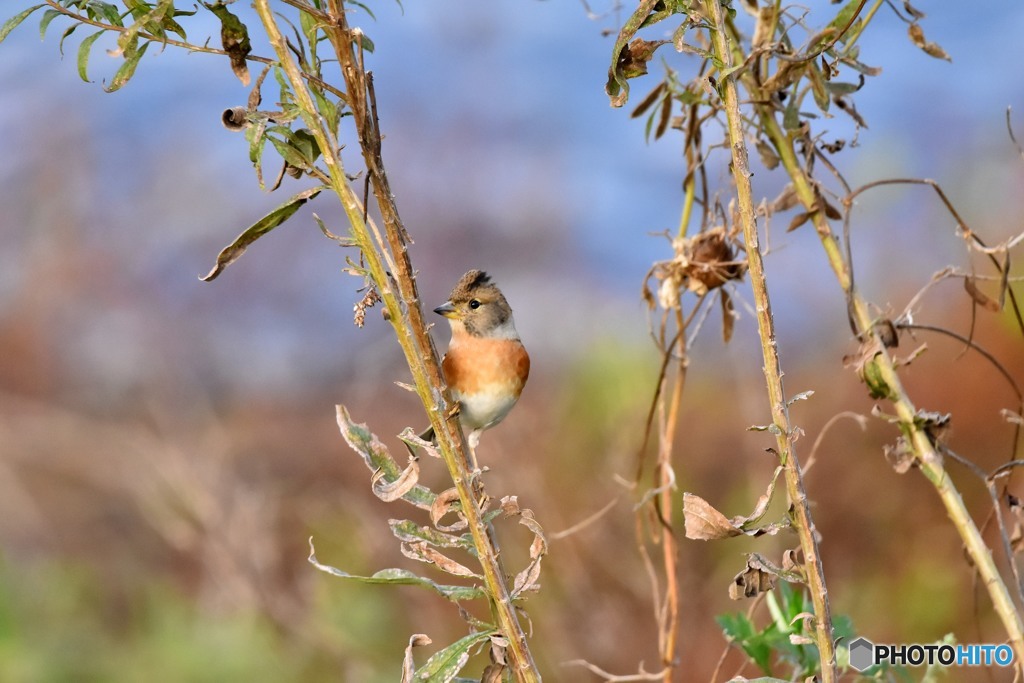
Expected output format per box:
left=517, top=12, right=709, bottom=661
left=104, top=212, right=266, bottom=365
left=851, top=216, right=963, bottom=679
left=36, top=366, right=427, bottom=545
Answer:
left=883, top=436, right=916, bottom=474
left=389, top=519, right=468, bottom=549
left=822, top=199, right=843, bottom=220
left=414, top=631, right=496, bottom=681
left=834, top=95, right=868, bottom=128
left=755, top=138, right=780, bottom=169
left=431, top=487, right=468, bottom=532
left=308, top=538, right=485, bottom=602
left=772, top=185, right=799, bottom=212
left=964, top=276, right=1002, bottom=312
left=401, top=541, right=482, bottom=579
left=683, top=493, right=737, bottom=540
left=333, top=406, right=437, bottom=509
left=907, top=23, right=951, bottom=62
left=371, top=455, right=420, bottom=502
left=903, top=0, right=926, bottom=19
left=1008, top=494, right=1024, bottom=555
left=787, top=211, right=811, bottom=232
left=618, top=38, right=668, bottom=79
left=401, top=634, right=432, bottom=683
left=631, top=81, right=666, bottom=118
left=655, top=91, right=673, bottom=140
left=683, top=472, right=788, bottom=542
left=729, top=552, right=806, bottom=600
left=202, top=1, right=251, bottom=85
left=605, top=0, right=661, bottom=107
left=721, top=289, right=735, bottom=343
left=501, top=497, right=548, bottom=598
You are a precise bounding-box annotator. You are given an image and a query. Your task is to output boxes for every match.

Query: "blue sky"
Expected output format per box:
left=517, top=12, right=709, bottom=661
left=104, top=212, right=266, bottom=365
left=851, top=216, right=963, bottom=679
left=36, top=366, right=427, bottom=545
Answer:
left=2, top=1, right=1023, bottom=393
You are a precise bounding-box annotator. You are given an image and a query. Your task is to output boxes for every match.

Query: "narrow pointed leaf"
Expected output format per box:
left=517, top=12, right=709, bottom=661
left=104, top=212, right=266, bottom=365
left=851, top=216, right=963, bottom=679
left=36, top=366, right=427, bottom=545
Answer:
left=308, top=538, right=486, bottom=602
left=415, top=631, right=496, bottom=682
left=38, top=9, right=61, bottom=40
left=1, top=5, right=44, bottom=44
left=77, top=30, right=105, bottom=82
left=103, top=40, right=150, bottom=92
left=201, top=185, right=323, bottom=281
left=58, top=22, right=80, bottom=57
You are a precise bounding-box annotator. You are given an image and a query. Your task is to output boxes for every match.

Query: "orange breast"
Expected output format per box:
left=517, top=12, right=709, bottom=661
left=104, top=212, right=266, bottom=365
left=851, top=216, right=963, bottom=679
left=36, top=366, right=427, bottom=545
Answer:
left=441, top=334, right=530, bottom=430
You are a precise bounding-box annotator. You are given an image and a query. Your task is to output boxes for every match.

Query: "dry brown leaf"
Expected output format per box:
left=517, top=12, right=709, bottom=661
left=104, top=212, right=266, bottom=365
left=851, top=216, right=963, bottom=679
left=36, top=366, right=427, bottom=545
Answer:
left=883, top=436, right=916, bottom=474
left=401, top=541, right=482, bottom=579
left=370, top=455, right=420, bottom=502
left=683, top=493, right=740, bottom=540
left=787, top=211, right=810, bottom=232
left=907, top=23, right=951, bottom=61
left=964, top=276, right=1002, bottom=312
left=728, top=553, right=805, bottom=600
left=683, top=467, right=785, bottom=540
left=729, top=555, right=777, bottom=599
left=431, top=488, right=468, bottom=531
left=401, top=634, right=432, bottom=683
left=756, top=138, right=780, bottom=169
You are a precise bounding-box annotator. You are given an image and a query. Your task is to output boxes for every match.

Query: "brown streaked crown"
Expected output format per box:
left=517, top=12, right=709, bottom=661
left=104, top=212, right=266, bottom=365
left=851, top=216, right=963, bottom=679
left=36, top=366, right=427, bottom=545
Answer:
left=440, top=270, right=515, bottom=337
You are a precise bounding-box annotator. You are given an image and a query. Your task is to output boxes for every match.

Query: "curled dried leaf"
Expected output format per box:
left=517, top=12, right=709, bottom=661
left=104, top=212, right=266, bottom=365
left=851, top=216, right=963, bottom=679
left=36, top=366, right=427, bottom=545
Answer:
left=684, top=468, right=787, bottom=541
left=389, top=519, right=468, bottom=549
left=401, top=541, right=482, bottom=578
left=755, top=138, right=780, bottom=169
left=907, top=22, right=951, bottom=61
left=500, top=497, right=548, bottom=597
left=729, top=552, right=805, bottom=600
left=883, top=436, right=916, bottom=474
left=371, top=455, right=420, bottom=502
left=401, top=634, right=432, bottom=683
left=221, top=106, right=248, bottom=131
left=335, top=406, right=436, bottom=510
left=964, top=276, right=1002, bottom=312
left=431, top=487, right=468, bottom=531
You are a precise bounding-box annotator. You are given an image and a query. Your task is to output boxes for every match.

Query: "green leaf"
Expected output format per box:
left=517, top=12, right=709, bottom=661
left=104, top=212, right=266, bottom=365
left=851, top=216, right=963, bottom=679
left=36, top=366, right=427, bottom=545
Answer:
left=87, top=2, right=123, bottom=27
left=717, top=613, right=775, bottom=675
left=58, top=22, right=80, bottom=57
left=200, top=185, right=324, bottom=281
left=308, top=539, right=486, bottom=602
left=312, top=89, right=340, bottom=137
left=0, top=5, right=44, bottom=45
left=415, top=630, right=495, bottom=682
left=38, top=9, right=61, bottom=40
left=77, top=30, right=105, bottom=82
left=103, top=39, right=150, bottom=92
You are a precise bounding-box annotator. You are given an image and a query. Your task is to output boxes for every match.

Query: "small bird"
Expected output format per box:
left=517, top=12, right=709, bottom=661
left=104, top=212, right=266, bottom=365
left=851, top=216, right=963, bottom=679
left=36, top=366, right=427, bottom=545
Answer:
left=426, top=270, right=530, bottom=462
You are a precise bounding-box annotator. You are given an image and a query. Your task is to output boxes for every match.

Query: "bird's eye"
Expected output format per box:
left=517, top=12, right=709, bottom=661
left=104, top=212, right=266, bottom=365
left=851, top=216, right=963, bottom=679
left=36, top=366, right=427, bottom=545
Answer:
left=469, top=299, right=481, bottom=310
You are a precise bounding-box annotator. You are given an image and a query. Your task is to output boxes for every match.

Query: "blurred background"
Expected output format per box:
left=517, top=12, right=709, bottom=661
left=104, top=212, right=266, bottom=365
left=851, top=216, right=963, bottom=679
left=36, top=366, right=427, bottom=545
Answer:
left=2, top=0, right=1024, bottom=680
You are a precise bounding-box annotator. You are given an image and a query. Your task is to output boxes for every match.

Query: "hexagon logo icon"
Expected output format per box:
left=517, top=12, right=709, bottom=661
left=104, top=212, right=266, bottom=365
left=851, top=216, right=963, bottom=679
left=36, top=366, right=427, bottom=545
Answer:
left=849, top=637, right=875, bottom=672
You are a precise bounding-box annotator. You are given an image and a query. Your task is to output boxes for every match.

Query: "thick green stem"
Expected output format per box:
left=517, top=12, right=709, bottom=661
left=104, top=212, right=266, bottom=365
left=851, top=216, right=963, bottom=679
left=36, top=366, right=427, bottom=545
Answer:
left=703, top=1, right=837, bottom=679
left=251, top=2, right=540, bottom=679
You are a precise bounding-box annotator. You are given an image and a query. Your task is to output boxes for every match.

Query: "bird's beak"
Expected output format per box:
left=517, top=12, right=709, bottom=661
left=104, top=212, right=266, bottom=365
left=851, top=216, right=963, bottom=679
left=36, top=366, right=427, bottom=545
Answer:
left=433, top=301, right=459, bottom=319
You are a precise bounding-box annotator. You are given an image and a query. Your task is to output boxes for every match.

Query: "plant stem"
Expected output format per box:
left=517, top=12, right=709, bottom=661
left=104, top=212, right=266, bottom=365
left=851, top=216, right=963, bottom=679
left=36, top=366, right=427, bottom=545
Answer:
left=702, top=1, right=838, bottom=680
left=251, top=2, right=540, bottom=679
left=759, top=106, right=1024, bottom=670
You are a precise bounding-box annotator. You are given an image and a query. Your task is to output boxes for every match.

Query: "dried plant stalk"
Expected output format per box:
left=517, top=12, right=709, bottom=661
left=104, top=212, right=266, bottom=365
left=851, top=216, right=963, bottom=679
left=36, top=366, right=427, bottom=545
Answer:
left=251, top=1, right=541, bottom=679
left=702, top=0, right=837, bottom=679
